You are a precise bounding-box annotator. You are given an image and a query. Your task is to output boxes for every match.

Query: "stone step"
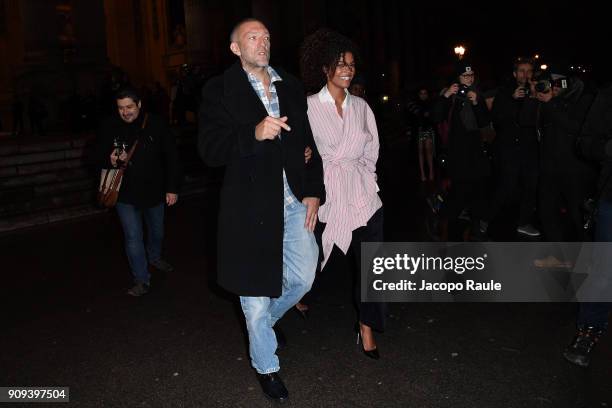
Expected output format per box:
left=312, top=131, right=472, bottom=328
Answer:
left=0, top=158, right=87, bottom=178
left=0, top=168, right=92, bottom=189
left=0, top=148, right=88, bottom=167
left=0, top=190, right=96, bottom=218
left=0, top=181, right=221, bottom=235
left=0, top=137, right=92, bottom=156
left=0, top=128, right=219, bottom=233
left=0, top=204, right=107, bottom=234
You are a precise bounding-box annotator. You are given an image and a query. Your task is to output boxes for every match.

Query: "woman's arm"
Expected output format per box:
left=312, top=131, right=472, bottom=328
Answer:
left=361, top=103, right=380, bottom=173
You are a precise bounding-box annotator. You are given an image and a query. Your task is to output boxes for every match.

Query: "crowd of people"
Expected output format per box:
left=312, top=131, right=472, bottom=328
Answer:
left=92, top=17, right=611, bottom=404
left=406, top=57, right=611, bottom=370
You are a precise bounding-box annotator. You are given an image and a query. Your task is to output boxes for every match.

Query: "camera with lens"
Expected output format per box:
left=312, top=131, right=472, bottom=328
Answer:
left=522, top=86, right=530, bottom=97
left=535, top=79, right=552, bottom=93
left=456, top=84, right=471, bottom=100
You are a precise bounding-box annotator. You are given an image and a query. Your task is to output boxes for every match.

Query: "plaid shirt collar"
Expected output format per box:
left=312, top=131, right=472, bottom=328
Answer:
left=244, top=66, right=283, bottom=118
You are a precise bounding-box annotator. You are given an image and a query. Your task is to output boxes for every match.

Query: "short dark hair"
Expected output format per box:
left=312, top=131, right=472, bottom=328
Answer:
left=115, top=87, right=141, bottom=104
left=230, top=17, right=264, bottom=43
left=513, top=57, right=535, bottom=72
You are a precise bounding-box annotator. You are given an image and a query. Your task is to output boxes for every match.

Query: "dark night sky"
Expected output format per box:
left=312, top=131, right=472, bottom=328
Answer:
left=264, top=1, right=607, bottom=91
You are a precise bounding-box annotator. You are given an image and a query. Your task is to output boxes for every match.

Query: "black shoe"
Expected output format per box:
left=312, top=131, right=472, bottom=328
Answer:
left=256, top=372, right=288, bottom=402
left=563, top=327, right=604, bottom=367
left=149, top=259, right=174, bottom=273
left=354, top=323, right=380, bottom=360
left=273, top=326, right=287, bottom=351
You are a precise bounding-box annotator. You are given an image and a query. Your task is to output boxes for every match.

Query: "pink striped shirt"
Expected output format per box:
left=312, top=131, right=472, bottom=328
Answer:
left=307, top=86, right=383, bottom=268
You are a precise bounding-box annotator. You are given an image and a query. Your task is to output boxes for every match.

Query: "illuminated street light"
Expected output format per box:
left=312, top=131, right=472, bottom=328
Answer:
left=540, top=64, right=548, bottom=71
left=534, top=54, right=540, bottom=59
left=382, top=95, right=390, bottom=103
left=454, top=45, right=466, bottom=60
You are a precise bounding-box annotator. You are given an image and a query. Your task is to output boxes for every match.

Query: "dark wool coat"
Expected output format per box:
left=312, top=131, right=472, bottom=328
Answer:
left=198, top=62, right=325, bottom=297
left=580, top=85, right=612, bottom=202
left=433, top=93, right=491, bottom=181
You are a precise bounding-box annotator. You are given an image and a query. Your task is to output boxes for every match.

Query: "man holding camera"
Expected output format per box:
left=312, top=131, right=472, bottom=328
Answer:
left=535, top=67, right=597, bottom=242
left=481, top=59, right=540, bottom=238
left=95, top=88, right=182, bottom=297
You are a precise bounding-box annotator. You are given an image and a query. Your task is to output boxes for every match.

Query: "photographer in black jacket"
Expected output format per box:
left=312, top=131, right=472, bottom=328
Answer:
left=481, top=59, right=540, bottom=237
left=434, top=61, right=491, bottom=241
left=95, top=88, right=182, bottom=296
left=536, top=68, right=597, bottom=242
left=563, top=85, right=612, bottom=367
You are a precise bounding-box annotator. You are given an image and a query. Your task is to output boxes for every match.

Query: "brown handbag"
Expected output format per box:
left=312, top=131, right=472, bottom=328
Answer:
left=97, top=114, right=147, bottom=208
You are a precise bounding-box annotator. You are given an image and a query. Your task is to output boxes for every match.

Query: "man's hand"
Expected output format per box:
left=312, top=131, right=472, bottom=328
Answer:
left=304, top=146, right=312, bottom=164
left=302, top=197, right=320, bottom=232
left=110, top=149, right=127, bottom=167
left=512, top=86, right=527, bottom=99
left=444, top=84, right=459, bottom=98
left=255, top=116, right=291, bottom=141
left=166, top=193, right=178, bottom=206
left=536, top=91, right=553, bottom=103
left=467, top=90, right=478, bottom=105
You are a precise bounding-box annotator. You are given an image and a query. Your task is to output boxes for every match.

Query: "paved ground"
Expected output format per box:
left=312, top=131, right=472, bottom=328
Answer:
left=1, top=138, right=610, bottom=408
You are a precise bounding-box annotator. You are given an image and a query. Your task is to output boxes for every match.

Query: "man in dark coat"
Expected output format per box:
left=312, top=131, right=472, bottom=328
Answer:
left=95, top=88, right=181, bottom=297
left=198, top=18, right=325, bottom=402
left=536, top=70, right=597, bottom=242
left=564, top=84, right=612, bottom=367
left=482, top=59, right=541, bottom=237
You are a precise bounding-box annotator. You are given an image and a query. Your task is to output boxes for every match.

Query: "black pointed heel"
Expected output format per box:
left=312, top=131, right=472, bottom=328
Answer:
left=354, top=322, right=380, bottom=360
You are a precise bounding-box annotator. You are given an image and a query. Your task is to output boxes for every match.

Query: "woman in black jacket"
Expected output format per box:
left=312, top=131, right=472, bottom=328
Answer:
left=94, top=88, right=181, bottom=296
left=433, top=62, right=491, bottom=241
left=408, top=87, right=436, bottom=182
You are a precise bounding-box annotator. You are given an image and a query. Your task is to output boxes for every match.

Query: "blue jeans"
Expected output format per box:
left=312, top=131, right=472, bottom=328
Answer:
left=578, top=199, right=612, bottom=330
left=116, top=202, right=165, bottom=285
left=239, top=191, right=318, bottom=374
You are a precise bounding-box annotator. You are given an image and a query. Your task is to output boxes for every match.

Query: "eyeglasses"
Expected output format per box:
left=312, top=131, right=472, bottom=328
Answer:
left=337, top=62, right=356, bottom=70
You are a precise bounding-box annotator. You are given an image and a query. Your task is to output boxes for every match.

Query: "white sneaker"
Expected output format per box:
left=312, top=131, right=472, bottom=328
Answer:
left=127, top=282, right=150, bottom=296
left=517, top=224, right=541, bottom=237
left=480, top=220, right=489, bottom=234
left=458, top=209, right=471, bottom=221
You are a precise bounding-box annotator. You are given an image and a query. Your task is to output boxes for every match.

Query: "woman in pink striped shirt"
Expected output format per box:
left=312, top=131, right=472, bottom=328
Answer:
left=300, top=29, right=386, bottom=359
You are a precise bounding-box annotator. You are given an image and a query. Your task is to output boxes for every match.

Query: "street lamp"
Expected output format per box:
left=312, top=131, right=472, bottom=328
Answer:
left=454, top=45, right=466, bottom=60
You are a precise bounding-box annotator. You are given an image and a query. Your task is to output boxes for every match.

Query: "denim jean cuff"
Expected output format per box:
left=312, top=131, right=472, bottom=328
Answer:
left=256, top=367, right=280, bottom=375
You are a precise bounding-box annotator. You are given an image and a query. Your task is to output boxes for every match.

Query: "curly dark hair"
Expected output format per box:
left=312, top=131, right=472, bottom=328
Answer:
left=299, top=28, right=361, bottom=93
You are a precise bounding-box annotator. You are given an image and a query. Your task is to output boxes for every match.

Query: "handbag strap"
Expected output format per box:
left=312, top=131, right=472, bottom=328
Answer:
left=119, top=113, right=147, bottom=168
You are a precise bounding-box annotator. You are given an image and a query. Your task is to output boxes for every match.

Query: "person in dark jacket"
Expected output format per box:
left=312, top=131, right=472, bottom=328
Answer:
left=563, top=84, right=612, bottom=367
left=94, top=88, right=181, bottom=297
left=408, top=87, right=436, bottom=182
left=198, top=18, right=325, bottom=403
left=482, top=59, right=541, bottom=237
left=536, top=70, right=597, bottom=242
left=433, top=61, right=491, bottom=240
